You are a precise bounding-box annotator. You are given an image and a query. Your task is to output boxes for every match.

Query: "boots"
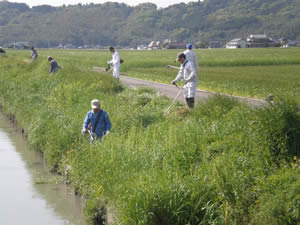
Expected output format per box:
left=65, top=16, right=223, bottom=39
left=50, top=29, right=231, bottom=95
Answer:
left=186, top=98, right=195, bottom=108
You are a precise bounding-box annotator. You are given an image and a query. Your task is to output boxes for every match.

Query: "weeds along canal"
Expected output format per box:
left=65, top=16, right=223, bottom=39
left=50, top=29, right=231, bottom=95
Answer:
left=0, top=113, right=85, bottom=225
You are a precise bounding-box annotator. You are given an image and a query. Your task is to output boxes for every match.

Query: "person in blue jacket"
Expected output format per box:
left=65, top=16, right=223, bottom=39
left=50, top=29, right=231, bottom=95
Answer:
left=81, top=99, right=112, bottom=142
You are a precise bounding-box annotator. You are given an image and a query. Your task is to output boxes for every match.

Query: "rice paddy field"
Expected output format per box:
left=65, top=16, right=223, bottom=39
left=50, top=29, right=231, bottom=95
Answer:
left=121, top=48, right=300, bottom=103
left=6, top=47, right=300, bottom=103
left=0, top=48, right=299, bottom=225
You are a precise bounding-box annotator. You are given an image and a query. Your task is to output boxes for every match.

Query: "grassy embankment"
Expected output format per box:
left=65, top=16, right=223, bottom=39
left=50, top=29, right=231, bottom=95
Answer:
left=0, top=50, right=299, bottom=225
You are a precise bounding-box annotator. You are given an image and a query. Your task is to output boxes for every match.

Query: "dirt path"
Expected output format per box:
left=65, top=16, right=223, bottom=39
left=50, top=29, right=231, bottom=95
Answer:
left=120, top=75, right=267, bottom=107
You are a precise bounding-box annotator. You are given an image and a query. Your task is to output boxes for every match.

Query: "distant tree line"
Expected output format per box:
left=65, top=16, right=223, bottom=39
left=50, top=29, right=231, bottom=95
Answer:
left=0, top=0, right=299, bottom=48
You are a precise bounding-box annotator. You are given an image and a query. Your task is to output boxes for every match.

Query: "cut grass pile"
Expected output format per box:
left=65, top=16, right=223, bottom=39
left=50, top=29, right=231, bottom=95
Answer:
left=0, top=50, right=299, bottom=225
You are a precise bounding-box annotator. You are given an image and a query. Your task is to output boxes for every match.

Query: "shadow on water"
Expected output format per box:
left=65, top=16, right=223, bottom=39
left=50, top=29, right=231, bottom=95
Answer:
left=0, top=113, right=86, bottom=225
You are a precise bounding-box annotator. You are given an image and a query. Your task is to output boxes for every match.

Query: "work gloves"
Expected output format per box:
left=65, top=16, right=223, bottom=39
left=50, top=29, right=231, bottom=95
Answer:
left=81, top=128, right=88, bottom=135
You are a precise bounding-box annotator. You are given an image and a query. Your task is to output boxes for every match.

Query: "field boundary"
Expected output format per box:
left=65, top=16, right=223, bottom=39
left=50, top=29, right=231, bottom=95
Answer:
left=120, top=75, right=268, bottom=107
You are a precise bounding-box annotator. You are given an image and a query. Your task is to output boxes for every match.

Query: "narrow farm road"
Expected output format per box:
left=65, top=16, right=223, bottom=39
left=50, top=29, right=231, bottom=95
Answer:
left=120, top=75, right=267, bottom=107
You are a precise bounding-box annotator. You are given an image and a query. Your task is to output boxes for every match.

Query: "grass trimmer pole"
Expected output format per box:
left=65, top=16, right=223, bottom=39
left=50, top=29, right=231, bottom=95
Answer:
left=167, top=65, right=180, bottom=70
left=88, top=130, right=95, bottom=143
left=165, top=84, right=182, bottom=114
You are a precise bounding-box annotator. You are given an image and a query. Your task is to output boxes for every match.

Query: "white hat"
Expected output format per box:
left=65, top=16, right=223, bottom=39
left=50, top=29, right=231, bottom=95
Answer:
left=91, top=99, right=100, bottom=109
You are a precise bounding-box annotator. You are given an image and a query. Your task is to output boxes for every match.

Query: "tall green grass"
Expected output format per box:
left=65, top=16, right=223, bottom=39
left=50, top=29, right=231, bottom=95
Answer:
left=0, top=51, right=299, bottom=225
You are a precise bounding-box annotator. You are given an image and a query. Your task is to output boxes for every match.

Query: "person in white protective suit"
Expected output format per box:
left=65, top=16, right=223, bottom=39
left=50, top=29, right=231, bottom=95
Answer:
left=107, top=46, right=121, bottom=79
left=184, top=43, right=199, bottom=71
left=172, top=53, right=198, bottom=108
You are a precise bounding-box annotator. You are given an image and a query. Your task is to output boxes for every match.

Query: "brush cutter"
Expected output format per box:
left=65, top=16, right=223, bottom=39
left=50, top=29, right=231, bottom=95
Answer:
left=81, top=125, right=95, bottom=143
left=105, top=63, right=113, bottom=72
left=92, top=63, right=113, bottom=73
left=87, top=129, right=109, bottom=143
left=165, top=83, right=182, bottom=114
left=88, top=129, right=95, bottom=143
left=106, top=59, right=123, bottom=71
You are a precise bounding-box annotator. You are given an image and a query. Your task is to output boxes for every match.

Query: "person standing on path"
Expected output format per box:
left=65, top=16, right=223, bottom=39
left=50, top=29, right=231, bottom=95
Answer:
left=81, top=99, right=112, bottom=142
left=107, top=47, right=121, bottom=79
left=47, top=56, right=61, bottom=75
left=172, top=53, right=198, bottom=108
left=184, top=43, right=199, bottom=71
left=30, top=47, right=38, bottom=60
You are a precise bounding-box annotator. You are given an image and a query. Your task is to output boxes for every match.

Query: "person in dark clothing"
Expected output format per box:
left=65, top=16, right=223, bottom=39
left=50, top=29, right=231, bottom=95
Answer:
left=30, top=47, right=38, bottom=60
left=0, top=47, right=6, bottom=53
left=47, top=56, right=61, bottom=75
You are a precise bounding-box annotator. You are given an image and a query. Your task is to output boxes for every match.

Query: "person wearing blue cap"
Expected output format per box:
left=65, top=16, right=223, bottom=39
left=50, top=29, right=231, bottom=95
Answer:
left=184, top=43, right=199, bottom=71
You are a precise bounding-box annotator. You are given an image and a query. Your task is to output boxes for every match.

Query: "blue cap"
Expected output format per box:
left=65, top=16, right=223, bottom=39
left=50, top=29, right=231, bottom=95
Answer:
left=186, top=43, right=192, bottom=49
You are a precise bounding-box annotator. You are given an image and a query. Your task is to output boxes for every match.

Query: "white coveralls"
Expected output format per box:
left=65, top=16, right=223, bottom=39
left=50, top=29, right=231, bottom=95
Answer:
left=184, top=49, right=199, bottom=70
left=173, top=60, right=198, bottom=98
left=108, top=51, right=120, bottom=78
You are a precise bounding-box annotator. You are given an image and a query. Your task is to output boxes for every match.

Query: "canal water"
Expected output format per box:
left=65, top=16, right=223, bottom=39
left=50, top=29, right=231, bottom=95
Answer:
left=0, top=113, right=85, bottom=225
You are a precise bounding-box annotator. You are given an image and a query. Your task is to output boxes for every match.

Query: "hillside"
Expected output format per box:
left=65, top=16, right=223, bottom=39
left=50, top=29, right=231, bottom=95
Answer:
left=0, top=0, right=300, bottom=47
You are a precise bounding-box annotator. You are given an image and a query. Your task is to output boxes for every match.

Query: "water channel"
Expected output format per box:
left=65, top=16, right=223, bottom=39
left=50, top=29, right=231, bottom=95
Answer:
left=0, top=113, right=85, bottom=225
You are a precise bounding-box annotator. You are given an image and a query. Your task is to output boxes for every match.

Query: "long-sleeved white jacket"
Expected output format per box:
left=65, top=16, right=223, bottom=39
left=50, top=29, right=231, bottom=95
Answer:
left=174, top=60, right=198, bottom=98
left=174, top=60, right=197, bottom=83
left=109, top=51, right=120, bottom=68
left=184, top=49, right=199, bottom=70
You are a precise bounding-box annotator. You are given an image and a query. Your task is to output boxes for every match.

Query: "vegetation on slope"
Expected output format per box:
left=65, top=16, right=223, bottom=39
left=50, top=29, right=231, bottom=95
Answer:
left=0, top=50, right=299, bottom=225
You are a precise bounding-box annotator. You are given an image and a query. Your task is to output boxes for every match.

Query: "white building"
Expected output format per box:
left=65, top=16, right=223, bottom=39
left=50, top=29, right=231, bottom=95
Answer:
left=137, top=45, right=147, bottom=50
left=147, top=41, right=161, bottom=50
left=282, top=41, right=300, bottom=48
left=226, top=38, right=247, bottom=49
left=9, top=42, right=30, bottom=49
left=246, top=34, right=279, bottom=48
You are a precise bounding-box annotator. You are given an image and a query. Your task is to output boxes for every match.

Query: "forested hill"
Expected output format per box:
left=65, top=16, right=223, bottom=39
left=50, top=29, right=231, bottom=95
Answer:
left=0, top=0, right=299, bottom=47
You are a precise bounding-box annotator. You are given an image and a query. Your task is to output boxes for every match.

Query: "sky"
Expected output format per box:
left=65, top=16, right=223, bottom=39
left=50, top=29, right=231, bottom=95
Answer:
left=8, top=0, right=198, bottom=8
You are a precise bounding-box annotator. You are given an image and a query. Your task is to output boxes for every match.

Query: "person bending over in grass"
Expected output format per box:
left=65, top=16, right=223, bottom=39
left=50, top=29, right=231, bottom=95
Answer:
left=184, top=43, right=199, bottom=71
left=107, top=46, right=121, bottom=79
left=81, top=99, right=112, bottom=143
left=47, top=56, right=61, bottom=75
left=172, top=53, right=198, bottom=108
left=0, top=47, right=6, bottom=53
left=30, top=47, right=38, bottom=60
